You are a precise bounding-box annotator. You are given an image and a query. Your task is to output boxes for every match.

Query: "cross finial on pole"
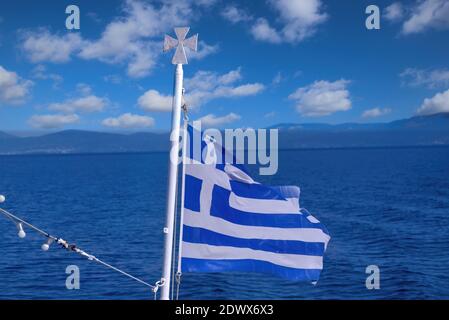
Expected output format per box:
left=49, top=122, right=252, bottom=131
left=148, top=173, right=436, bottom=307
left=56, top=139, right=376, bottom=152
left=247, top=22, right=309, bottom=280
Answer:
left=163, top=27, right=198, bottom=65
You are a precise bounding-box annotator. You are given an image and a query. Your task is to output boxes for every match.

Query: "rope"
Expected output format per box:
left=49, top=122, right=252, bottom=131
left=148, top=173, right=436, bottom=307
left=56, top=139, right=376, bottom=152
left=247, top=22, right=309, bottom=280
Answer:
left=173, top=88, right=189, bottom=300
left=152, top=278, right=165, bottom=300
left=181, top=88, right=189, bottom=122
left=175, top=271, right=182, bottom=300
left=0, top=206, right=161, bottom=293
left=170, top=175, right=179, bottom=300
left=174, top=122, right=187, bottom=301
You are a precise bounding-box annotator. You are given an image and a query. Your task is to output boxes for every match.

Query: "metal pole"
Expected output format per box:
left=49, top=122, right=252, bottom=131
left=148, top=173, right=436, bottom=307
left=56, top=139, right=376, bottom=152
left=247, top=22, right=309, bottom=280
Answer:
left=160, top=63, right=183, bottom=300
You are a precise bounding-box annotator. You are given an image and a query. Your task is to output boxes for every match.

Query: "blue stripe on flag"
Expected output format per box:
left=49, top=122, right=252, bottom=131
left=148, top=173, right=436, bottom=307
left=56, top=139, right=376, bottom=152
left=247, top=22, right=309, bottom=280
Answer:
left=183, top=225, right=325, bottom=256
left=184, top=175, right=202, bottom=212
left=211, top=185, right=324, bottom=229
left=230, top=180, right=286, bottom=200
left=181, top=257, right=323, bottom=281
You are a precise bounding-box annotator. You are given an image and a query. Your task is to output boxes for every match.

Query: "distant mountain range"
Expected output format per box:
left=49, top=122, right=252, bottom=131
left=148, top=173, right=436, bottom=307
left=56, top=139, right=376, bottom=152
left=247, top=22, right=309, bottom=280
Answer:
left=1, top=113, right=448, bottom=155
left=0, top=130, right=169, bottom=155
left=269, top=112, right=449, bottom=149
left=268, top=112, right=449, bottom=131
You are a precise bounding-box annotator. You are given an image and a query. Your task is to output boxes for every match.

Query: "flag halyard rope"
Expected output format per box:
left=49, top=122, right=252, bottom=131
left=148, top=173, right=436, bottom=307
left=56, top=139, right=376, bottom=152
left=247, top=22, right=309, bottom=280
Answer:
left=174, top=87, right=190, bottom=300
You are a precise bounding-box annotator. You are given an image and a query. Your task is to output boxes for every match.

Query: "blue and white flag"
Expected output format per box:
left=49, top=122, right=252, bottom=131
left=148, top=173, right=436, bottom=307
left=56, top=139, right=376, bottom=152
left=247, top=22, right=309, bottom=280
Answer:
left=180, top=125, right=330, bottom=282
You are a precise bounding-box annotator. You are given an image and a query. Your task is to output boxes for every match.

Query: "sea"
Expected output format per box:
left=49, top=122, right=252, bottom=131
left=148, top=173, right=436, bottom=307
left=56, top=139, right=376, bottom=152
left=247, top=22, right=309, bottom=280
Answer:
left=0, top=146, right=448, bottom=299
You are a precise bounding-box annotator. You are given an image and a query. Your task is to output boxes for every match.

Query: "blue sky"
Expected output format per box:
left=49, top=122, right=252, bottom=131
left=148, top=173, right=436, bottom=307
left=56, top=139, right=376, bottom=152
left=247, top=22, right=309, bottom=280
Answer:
left=0, top=0, right=448, bottom=132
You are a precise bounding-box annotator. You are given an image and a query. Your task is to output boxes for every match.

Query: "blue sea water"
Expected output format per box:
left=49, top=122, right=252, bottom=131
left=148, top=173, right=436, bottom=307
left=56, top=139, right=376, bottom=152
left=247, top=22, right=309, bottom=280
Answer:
left=0, top=147, right=448, bottom=300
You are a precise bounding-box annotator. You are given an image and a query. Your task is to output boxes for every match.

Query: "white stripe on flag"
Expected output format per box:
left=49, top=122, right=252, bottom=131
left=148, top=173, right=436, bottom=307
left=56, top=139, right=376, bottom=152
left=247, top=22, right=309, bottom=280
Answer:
left=223, top=164, right=256, bottom=184
left=182, top=242, right=323, bottom=270
left=183, top=209, right=330, bottom=244
left=185, top=163, right=231, bottom=190
left=229, top=193, right=299, bottom=214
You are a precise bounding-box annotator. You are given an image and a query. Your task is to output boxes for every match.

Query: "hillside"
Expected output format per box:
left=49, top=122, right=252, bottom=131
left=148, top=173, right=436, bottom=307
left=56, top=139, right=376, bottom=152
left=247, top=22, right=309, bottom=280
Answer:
left=1, top=113, right=448, bottom=155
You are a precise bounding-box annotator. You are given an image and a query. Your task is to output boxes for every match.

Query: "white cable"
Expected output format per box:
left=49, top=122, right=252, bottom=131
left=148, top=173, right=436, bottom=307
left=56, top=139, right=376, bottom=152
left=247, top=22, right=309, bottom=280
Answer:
left=0, top=206, right=157, bottom=290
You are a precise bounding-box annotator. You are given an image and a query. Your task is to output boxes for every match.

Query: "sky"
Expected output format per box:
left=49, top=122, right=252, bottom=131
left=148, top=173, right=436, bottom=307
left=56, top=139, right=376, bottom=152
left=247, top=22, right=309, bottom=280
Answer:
left=0, top=0, right=449, bottom=132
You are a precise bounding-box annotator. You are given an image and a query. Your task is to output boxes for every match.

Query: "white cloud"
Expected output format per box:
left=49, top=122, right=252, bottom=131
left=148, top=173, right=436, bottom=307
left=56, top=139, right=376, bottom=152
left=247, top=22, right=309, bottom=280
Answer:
left=198, top=113, right=241, bottom=127
left=186, top=68, right=243, bottom=90
left=293, top=70, right=303, bottom=78
left=251, top=0, right=327, bottom=44
left=31, top=65, right=63, bottom=88
left=289, top=79, right=351, bottom=116
left=76, top=83, right=93, bottom=96
left=189, top=41, right=219, bottom=60
left=87, top=12, right=102, bottom=24
left=184, top=68, right=264, bottom=108
left=362, top=108, right=392, bottom=118
left=221, top=5, right=252, bottom=24
left=20, top=29, right=84, bottom=63
left=139, top=68, right=265, bottom=112
left=28, top=114, right=79, bottom=129
left=138, top=89, right=173, bottom=112
left=0, top=65, right=33, bottom=105
left=49, top=95, right=107, bottom=113
left=102, top=113, right=155, bottom=129
left=195, top=0, right=218, bottom=7
left=250, top=18, right=282, bottom=44
left=264, top=111, right=276, bottom=118
left=402, top=0, right=449, bottom=34
left=272, top=72, right=283, bottom=85
left=417, top=89, right=449, bottom=115
left=400, top=68, right=449, bottom=89
left=212, top=83, right=265, bottom=97
left=217, top=68, right=243, bottom=85
left=384, top=2, right=404, bottom=22
left=20, top=1, right=218, bottom=78
left=78, top=0, right=213, bottom=77
left=103, top=74, right=122, bottom=84
left=273, top=0, right=328, bottom=42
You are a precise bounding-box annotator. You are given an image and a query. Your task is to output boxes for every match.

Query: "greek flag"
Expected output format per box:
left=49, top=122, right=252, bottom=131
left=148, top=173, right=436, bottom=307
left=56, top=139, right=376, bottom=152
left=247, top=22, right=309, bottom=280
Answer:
left=180, top=125, right=330, bottom=282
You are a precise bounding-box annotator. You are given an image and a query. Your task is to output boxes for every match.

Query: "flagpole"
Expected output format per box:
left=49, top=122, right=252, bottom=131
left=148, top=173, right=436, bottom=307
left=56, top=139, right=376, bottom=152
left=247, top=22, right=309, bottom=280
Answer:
left=160, top=63, right=183, bottom=300
left=160, top=27, right=198, bottom=300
